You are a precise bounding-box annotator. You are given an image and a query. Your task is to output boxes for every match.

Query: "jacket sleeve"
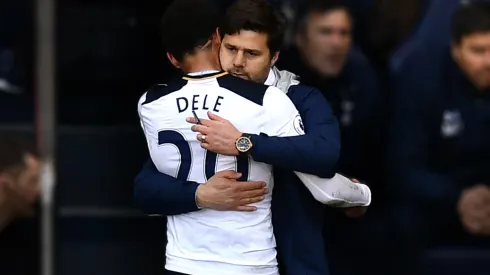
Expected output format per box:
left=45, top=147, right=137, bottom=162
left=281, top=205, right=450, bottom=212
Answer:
left=387, top=50, right=462, bottom=209
left=250, top=86, right=340, bottom=178
left=133, top=159, right=200, bottom=216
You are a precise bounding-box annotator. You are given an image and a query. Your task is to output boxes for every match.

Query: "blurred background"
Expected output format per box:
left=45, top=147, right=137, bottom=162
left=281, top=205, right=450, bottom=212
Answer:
left=0, top=0, right=489, bottom=274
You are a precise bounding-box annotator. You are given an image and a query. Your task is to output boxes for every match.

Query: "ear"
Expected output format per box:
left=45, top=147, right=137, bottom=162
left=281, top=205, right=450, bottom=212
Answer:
left=271, top=51, right=280, bottom=67
left=215, top=27, right=222, bottom=45
left=166, top=52, right=181, bottom=69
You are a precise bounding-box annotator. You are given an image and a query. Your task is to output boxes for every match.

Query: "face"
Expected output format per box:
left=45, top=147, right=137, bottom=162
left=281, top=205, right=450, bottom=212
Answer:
left=452, top=32, right=490, bottom=90
left=297, top=9, right=352, bottom=77
left=0, top=155, right=40, bottom=217
left=219, top=30, right=278, bottom=83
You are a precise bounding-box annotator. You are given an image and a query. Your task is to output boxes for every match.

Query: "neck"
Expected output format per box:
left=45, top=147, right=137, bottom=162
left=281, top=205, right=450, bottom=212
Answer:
left=182, top=51, right=221, bottom=74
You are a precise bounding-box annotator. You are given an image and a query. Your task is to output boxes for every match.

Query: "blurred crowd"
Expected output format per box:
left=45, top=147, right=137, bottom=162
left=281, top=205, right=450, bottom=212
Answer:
left=1, top=0, right=490, bottom=275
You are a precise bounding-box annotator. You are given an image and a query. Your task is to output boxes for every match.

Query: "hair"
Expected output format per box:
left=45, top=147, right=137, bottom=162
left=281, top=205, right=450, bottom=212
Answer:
left=160, top=0, right=221, bottom=61
left=451, top=2, right=490, bottom=43
left=0, top=133, right=38, bottom=174
left=220, top=0, right=287, bottom=54
left=295, top=0, right=351, bottom=33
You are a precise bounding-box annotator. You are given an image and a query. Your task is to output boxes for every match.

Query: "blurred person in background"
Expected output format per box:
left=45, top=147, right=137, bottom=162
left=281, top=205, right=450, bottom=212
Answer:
left=388, top=2, right=490, bottom=274
left=0, top=134, right=40, bottom=231
left=0, top=134, right=40, bottom=275
left=279, top=0, right=383, bottom=193
left=277, top=1, right=385, bottom=274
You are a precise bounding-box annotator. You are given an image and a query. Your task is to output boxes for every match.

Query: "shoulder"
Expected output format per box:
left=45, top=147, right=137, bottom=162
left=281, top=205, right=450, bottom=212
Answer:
left=140, top=78, right=188, bottom=106
left=287, top=84, right=327, bottom=103
left=263, top=86, right=297, bottom=116
left=216, top=74, right=268, bottom=106
left=287, top=84, right=319, bottom=97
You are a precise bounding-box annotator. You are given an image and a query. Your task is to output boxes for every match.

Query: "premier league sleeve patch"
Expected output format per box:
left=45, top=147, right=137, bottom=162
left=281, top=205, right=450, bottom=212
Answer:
left=293, top=115, right=305, bottom=135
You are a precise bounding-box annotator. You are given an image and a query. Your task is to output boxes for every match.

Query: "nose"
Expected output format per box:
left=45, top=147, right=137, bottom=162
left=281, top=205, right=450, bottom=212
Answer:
left=233, top=51, right=245, bottom=68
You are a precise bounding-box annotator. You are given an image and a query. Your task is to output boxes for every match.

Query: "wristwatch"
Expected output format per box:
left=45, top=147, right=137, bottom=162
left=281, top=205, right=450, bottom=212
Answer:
left=235, top=133, right=253, bottom=155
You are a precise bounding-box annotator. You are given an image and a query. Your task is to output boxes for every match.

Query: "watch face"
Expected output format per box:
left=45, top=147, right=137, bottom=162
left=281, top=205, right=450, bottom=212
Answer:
left=237, top=137, right=251, bottom=152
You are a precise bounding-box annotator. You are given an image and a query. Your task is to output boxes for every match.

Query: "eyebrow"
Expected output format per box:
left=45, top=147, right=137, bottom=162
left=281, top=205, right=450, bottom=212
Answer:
left=224, top=43, right=261, bottom=53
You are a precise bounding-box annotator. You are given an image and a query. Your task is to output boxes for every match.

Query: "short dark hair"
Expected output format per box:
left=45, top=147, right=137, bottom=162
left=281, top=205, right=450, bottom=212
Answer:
left=451, top=2, right=490, bottom=43
left=0, top=133, right=38, bottom=174
left=295, top=0, right=351, bottom=33
left=160, top=0, right=221, bottom=61
left=220, top=0, right=287, bottom=54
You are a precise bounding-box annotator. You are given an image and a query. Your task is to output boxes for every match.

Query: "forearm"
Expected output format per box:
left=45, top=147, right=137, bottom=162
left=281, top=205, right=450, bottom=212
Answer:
left=134, top=160, right=200, bottom=216
left=294, top=172, right=371, bottom=207
left=250, top=133, right=339, bottom=178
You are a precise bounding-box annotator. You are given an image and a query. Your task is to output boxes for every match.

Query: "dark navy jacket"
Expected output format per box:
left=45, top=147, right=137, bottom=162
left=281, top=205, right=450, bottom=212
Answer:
left=278, top=47, right=383, bottom=189
left=134, top=83, right=340, bottom=275
left=388, top=47, right=490, bottom=219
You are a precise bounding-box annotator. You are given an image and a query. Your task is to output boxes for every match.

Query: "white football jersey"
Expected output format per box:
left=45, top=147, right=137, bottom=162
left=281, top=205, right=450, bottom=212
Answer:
left=138, top=71, right=302, bottom=275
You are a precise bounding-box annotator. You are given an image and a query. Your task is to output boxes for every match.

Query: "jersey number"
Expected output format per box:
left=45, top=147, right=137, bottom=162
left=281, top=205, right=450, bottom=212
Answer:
left=158, top=130, right=249, bottom=181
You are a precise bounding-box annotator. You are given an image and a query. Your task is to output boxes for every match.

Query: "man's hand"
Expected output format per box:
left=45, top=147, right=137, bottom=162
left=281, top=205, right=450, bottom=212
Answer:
left=2, top=180, right=35, bottom=217
left=458, top=184, right=490, bottom=236
left=196, top=170, right=267, bottom=211
left=343, top=178, right=368, bottom=218
left=187, top=111, right=242, bottom=156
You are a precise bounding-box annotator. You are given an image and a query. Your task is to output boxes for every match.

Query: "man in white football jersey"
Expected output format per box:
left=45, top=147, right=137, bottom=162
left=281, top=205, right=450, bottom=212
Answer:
left=138, top=0, right=316, bottom=274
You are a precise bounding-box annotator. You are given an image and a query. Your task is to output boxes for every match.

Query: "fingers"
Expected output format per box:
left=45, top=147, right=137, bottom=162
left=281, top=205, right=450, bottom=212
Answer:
left=241, top=188, right=268, bottom=199
left=236, top=181, right=266, bottom=191
left=239, top=195, right=265, bottom=205
left=344, top=207, right=367, bottom=218
left=351, top=178, right=360, bottom=183
left=234, top=205, right=257, bottom=212
left=214, top=170, right=242, bottom=180
left=207, top=111, right=225, bottom=121
left=186, top=117, right=199, bottom=124
left=187, top=117, right=213, bottom=126
left=191, top=124, right=209, bottom=134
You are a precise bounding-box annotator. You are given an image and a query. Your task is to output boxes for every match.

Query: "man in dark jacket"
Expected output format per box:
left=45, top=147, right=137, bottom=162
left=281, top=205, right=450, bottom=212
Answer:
left=388, top=2, right=490, bottom=274
left=277, top=1, right=384, bottom=274
left=134, top=1, right=372, bottom=274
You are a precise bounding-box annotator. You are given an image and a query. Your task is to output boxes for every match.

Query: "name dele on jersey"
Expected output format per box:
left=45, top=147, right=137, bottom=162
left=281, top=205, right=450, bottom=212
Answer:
left=176, top=94, right=224, bottom=113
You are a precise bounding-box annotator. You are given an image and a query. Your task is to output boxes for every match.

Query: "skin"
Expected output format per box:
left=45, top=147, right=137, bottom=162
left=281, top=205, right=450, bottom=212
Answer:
left=451, top=33, right=490, bottom=235
left=219, top=30, right=279, bottom=84
left=296, top=9, right=352, bottom=78
left=0, top=154, right=41, bottom=230
left=452, top=32, right=490, bottom=90
left=191, top=30, right=367, bottom=217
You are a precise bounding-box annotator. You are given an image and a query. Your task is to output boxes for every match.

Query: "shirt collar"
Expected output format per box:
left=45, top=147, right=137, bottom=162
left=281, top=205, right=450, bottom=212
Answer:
left=187, top=70, right=220, bottom=76
left=264, top=69, right=276, bottom=86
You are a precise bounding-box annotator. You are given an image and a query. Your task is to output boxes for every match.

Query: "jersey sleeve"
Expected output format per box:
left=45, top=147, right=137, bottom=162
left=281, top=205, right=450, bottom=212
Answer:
left=262, top=86, right=304, bottom=137
left=137, top=92, right=147, bottom=130
left=137, top=92, right=157, bottom=152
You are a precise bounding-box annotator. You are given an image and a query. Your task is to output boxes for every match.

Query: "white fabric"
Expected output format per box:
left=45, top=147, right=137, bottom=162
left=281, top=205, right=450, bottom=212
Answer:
left=268, top=67, right=371, bottom=207
left=138, top=72, right=302, bottom=275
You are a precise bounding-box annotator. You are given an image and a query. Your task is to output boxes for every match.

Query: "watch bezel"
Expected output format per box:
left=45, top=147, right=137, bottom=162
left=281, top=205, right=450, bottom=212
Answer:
left=236, top=136, right=252, bottom=153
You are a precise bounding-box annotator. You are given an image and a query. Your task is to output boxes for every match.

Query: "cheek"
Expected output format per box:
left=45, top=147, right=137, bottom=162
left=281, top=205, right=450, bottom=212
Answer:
left=306, top=38, right=326, bottom=55
left=246, top=59, right=271, bottom=81
left=245, top=60, right=263, bottom=75
left=219, top=52, right=233, bottom=70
